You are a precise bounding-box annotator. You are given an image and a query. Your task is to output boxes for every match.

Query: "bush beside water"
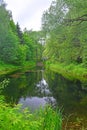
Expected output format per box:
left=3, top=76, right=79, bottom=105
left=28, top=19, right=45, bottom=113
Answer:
left=0, top=103, right=62, bottom=130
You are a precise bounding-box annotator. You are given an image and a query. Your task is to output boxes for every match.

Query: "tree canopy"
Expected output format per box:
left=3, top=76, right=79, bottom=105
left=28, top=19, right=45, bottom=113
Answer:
left=42, top=0, right=87, bottom=66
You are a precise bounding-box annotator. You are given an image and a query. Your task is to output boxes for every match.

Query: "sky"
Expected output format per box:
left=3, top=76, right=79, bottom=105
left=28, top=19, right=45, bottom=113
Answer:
left=5, top=0, right=53, bottom=31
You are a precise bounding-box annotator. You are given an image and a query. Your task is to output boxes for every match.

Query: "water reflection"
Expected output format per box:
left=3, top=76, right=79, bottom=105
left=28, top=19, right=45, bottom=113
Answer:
left=36, top=70, right=51, bottom=96
left=0, top=69, right=56, bottom=110
left=18, top=70, right=56, bottom=110
left=46, top=71, right=87, bottom=120
left=19, top=96, right=56, bottom=111
left=19, top=97, right=46, bottom=111
left=0, top=68, right=87, bottom=123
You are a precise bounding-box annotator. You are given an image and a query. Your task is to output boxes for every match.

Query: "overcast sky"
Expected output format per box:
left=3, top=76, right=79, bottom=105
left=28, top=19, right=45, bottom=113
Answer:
left=5, top=0, right=52, bottom=31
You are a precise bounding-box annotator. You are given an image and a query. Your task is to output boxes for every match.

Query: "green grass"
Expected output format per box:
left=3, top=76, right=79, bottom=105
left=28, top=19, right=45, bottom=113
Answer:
left=46, top=62, right=87, bottom=82
left=0, top=61, right=36, bottom=75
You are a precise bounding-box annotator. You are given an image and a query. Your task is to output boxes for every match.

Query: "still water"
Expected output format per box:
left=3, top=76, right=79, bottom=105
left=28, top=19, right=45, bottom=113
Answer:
left=0, top=67, right=87, bottom=128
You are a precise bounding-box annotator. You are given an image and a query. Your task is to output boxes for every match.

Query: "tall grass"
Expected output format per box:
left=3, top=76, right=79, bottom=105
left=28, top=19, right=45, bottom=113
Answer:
left=42, top=106, right=62, bottom=130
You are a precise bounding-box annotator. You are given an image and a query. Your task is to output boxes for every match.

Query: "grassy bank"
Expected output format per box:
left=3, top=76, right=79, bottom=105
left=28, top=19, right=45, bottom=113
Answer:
left=46, top=62, right=87, bottom=82
left=0, top=61, right=36, bottom=75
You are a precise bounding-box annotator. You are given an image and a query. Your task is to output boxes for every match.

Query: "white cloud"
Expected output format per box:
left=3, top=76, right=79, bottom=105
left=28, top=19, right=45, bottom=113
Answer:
left=5, top=0, right=52, bottom=31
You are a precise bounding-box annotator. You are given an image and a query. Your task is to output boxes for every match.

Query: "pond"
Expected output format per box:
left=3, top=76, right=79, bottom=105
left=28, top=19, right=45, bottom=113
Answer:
left=0, top=67, right=87, bottom=129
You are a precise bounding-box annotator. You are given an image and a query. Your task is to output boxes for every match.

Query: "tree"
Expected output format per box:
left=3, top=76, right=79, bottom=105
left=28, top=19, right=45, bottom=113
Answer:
left=41, top=0, right=87, bottom=66
left=23, top=30, right=43, bottom=61
left=0, top=2, right=25, bottom=65
left=10, top=19, right=17, bottom=34
left=16, top=22, right=24, bottom=44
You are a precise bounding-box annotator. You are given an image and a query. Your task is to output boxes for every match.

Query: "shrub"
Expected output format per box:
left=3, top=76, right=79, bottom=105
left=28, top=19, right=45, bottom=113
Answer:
left=0, top=104, right=62, bottom=130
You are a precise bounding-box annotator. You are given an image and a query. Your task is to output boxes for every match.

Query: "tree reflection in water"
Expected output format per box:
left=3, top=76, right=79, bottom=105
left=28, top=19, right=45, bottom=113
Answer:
left=1, top=68, right=87, bottom=126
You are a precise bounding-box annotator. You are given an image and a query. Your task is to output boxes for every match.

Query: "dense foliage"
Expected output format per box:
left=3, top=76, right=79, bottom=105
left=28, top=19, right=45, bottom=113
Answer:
left=0, top=0, right=43, bottom=65
left=0, top=104, right=62, bottom=130
left=42, top=0, right=87, bottom=67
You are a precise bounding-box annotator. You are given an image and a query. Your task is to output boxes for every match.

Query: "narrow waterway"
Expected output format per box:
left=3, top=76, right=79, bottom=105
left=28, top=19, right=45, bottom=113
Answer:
left=0, top=67, right=87, bottom=129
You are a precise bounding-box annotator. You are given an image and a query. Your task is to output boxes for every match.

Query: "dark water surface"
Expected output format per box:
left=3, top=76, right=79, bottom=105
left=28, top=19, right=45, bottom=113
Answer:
left=0, top=67, right=87, bottom=129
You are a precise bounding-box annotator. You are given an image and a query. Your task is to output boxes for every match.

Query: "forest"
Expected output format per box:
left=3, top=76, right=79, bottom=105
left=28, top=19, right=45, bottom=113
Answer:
left=0, top=0, right=43, bottom=74
left=41, top=0, right=87, bottom=81
left=0, top=0, right=87, bottom=130
left=42, top=0, right=87, bottom=64
left=0, top=0, right=87, bottom=81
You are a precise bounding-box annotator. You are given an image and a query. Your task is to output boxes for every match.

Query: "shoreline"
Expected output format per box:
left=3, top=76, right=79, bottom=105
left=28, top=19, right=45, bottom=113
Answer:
left=0, top=61, right=36, bottom=75
left=46, top=62, right=87, bottom=82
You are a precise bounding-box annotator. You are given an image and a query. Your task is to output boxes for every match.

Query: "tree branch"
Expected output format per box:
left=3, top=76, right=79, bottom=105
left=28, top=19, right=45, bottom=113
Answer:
left=64, top=14, right=87, bottom=26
